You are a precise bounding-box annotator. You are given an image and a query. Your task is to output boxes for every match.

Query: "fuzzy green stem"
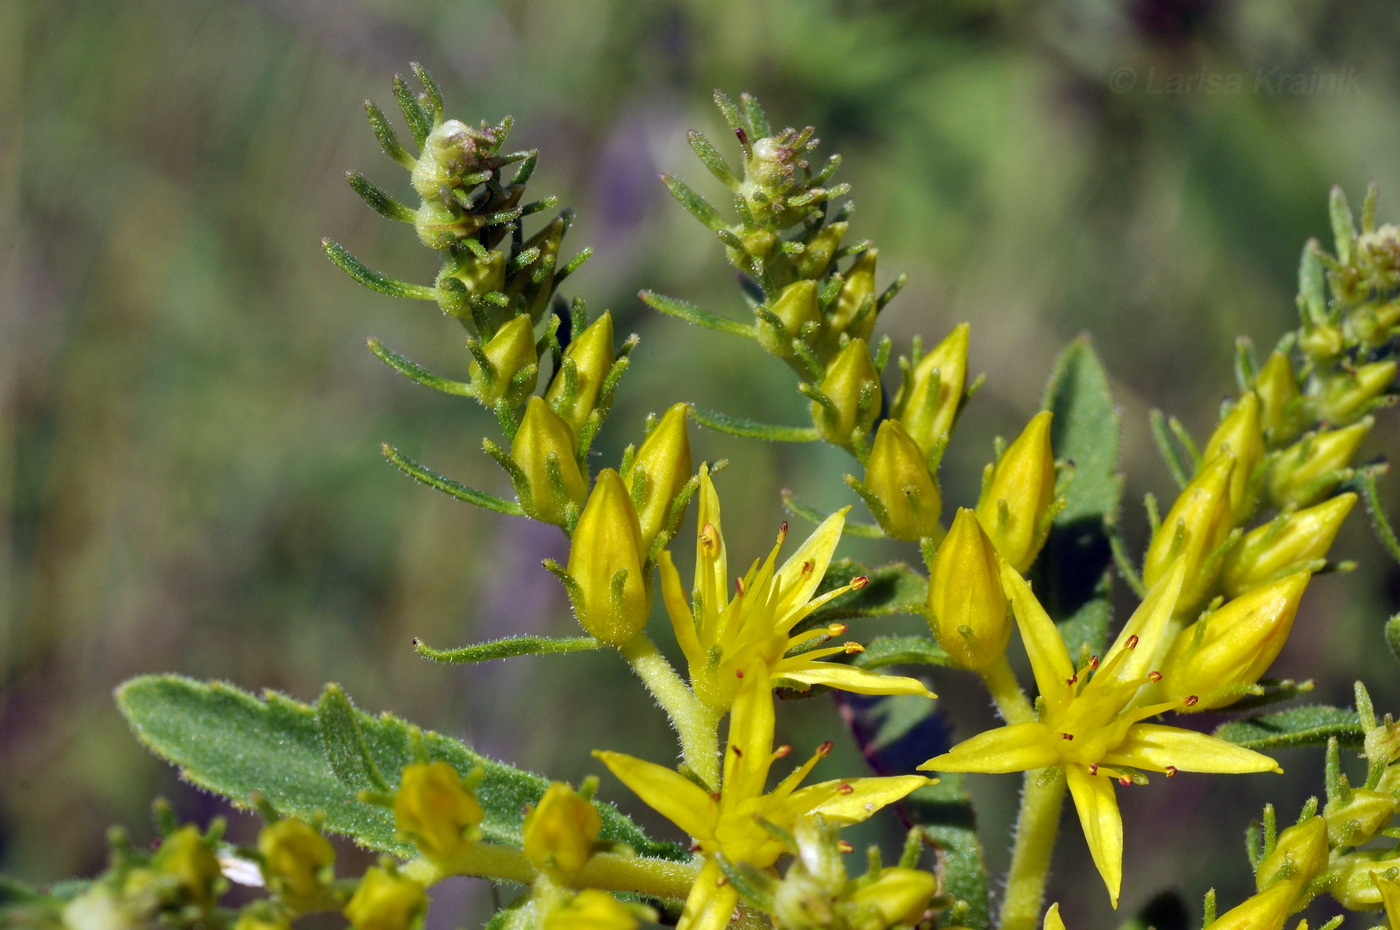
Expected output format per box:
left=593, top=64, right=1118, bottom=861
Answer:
left=979, top=654, right=1035, bottom=726
left=998, top=768, right=1067, bottom=930
left=404, top=843, right=702, bottom=900
left=619, top=633, right=721, bottom=788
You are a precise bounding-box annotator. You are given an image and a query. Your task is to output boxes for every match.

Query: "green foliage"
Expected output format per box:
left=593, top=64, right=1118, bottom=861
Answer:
left=1214, top=705, right=1364, bottom=750
left=117, top=676, right=689, bottom=862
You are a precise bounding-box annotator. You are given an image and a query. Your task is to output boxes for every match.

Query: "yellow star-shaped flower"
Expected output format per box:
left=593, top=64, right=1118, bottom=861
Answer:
left=919, top=559, right=1281, bottom=906
left=659, top=468, right=934, bottom=711
left=597, top=670, right=930, bottom=930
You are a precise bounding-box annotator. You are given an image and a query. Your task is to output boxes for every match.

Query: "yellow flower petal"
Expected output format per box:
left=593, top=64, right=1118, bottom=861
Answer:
left=695, top=469, right=728, bottom=629
left=678, top=861, right=738, bottom=930
left=592, top=751, right=715, bottom=842
left=1043, top=903, right=1066, bottom=930
left=787, top=775, right=931, bottom=824
left=999, top=564, right=1074, bottom=715
left=1104, top=557, right=1185, bottom=683
left=659, top=550, right=703, bottom=668
left=777, top=663, right=935, bottom=698
left=1066, top=765, right=1123, bottom=908
left=774, top=507, right=848, bottom=617
left=1103, top=724, right=1282, bottom=775
left=722, top=671, right=777, bottom=802
left=918, top=722, right=1060, bottom=774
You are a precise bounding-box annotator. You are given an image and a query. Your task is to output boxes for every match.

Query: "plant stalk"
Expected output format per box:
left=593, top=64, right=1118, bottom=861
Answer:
left=998, top=768, right=1066, bottom=930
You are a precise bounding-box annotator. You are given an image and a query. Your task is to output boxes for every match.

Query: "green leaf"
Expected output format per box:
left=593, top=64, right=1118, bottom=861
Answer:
left=639, top=290, right=753, bottom=338
left=850, top=635, right=954, bottom=670
left=661, top=175, right=726, bottom=232
left=1214, top=705, right=1363, bottom=750
left=1034, top=337, right=1121, bottom=659
left=415, top=635, right=604, bottom=664
left=1387, top=614, right=1400, bottom=666
left=367, top=339, right=473, bottom=396
left=808, top=560, right=927, bottom=628
left=381, top=444, right=525, bottom=516
left=323, top=240, right=437, bottom=301
left=117, top=675, right=690, bottom=861
left=1329, top=185, right=1356, bottom=267
left=346, top=171, right=416, bottom=223
left=687, top=406, right=819, bottom=443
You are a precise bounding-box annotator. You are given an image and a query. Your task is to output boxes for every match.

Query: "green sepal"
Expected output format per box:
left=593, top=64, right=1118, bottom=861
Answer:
left=414, top=635, right=604, bottom=663
left=317, top=684, right=392, bottom=794
left=1214, top=705, right=1363, bottom=750
left=1298, top=241, right=1328, bottom=326
left=639, top=290, right=753, bottom=338
left=1216, top=678, right=1316, bottom=714
left=687, top=406, right=819, bottom=442
left=323, top=239, right=437, bottom=300
left=687, top=131, right=739, bottom=189
left=781, top=488, right=885, bottom=538
left=1329, top=185, right=1356, bottom=267
left=381, top=444, right=525, bottom=516
left=346, top=171, right=416, bottom=223
left=1386, top=614, right=1400, bottom=666
left=391, top=73, right=432, bottom=148
left=364, top=100, right=414, bottom=168
left=1033, top=337, right=1120, bottom=660
left=850, top=635, right=955, bottom=670
left=661, top=174, right=725, bottom=232
left=116, top=675, right=691, bottom=860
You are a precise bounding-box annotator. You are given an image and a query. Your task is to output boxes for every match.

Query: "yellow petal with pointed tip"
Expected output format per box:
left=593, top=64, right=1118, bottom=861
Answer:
left=775, top=507, right=848, bottom=616
left=778, top=664, right=935, bottom=698
left=1043, top=903, right=1066, bottom=930
left=1066, top=764, right=1123, bottom=908
left=918, top=722, right=1060, bottom=774
left=787, top=775, right=931, bottom=824
left=1103, top=557, right=1185, bottom=684
left=1000, top=565, right=1074, bottom=714
left=593, top=751, right=715, bottom=842
left=1103, top=724, right=1281, bottom=774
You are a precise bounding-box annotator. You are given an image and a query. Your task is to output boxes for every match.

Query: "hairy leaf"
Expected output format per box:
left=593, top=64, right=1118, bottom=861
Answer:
left=117, top=675, right=690, bottom=861
left=1214, top=705, right=1363, bottom=750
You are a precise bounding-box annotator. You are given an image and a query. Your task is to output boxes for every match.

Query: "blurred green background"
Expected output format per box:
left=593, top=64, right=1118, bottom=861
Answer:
left=6, top=0, right=1400, bottom=926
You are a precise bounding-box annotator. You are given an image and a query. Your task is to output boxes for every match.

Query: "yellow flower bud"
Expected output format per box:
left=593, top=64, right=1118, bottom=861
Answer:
left=892, top=324, right=969, bottom=461
left=567, top=470, right=651, bottom=645
left=1329, top=851, right=1400, bottom=909
left=1256, top=816, right=1329, bottom=897
left=393, top=762, right=483, bottom=861
left=1158, top=572, right=1310, bottom=711
left=343, top=867, right=426, bottom=930
left=1256, top=351, right=1303, bottom=444
left=831, top=249, right=879, bottom=342
left=523, top=782, right=602, bottom=879
left=757, top=280, right=820, bottom=362
left=511, top=397, right=587, bottom=527
left=235, top=909, right=294, bottom=930
left=1143, top=452, right=1235, bottom=615
left=848, top=868, right=939, bottom=930
left=1220, top=493, right=1355, bottom=598
left=1347, top=299, right=1400, bottom=349
left=1324, top=786, right=1397, bottom=848
left=796, top=222, right=848, bottom=279
left=546, top=312, right=616, bottom=438
left=1373, top=872, right=1400, bottom=928
left=975, top=411, right=1056, bottom=573
left=1299, top=322, right=1345, bottom=360
left=470, top=314, right=538, bottom=409
left=543, top=889, right=639, bottom=930
left=1202, top=393, right=1265, bottom=523
left=927, top=509, right=1009, bottom=670
left=1316, top=359, right=1397, bottom=425
left=1267, top=418, right=1372, bottom=510
left=258, top=818, right=336, bottom=912
left=811, top=338, right=881, bottom=450
left=863, top=420, right=941, bottom=541
left=1202, top=881, right=1294, bottom=930
left=624, top=404, right=692, bottom=553
left=510, top=217, right=565, bottom=322
left=152, top=825, right=223, bottom=911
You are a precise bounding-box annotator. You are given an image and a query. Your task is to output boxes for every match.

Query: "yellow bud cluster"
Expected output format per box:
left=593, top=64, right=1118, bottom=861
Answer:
left=623, top=403, right=693, bottom=554
left=343, top=866, right=427, bottom=930
left=811, top=339, right=881, bottom=450
left=393, top=761, right=484, bottom=862
left=258, top=818, right=336, bottom=913
left=523, top=783, right=602, bottom=880
left=976, top=411, right=1057, bottom=573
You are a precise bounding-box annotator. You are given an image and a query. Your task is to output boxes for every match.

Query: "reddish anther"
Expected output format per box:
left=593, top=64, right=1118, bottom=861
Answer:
left=775, top=745, right=792, bottom=758
left=1165, top=766, right=1178, bottom=778
left=1118, top=776, right=1132, bottom=786
left=1088, top=656, right=1100, bottom=670
left=837, top=783, right=855, bottom=795
left=1148, top=671, right=1163, bottom=682
left=852, top=575, right=870, bottom=590
left=1183, top=695, right=1199, bottom=706
left=1061, top=733, right=1074, bottom=741
left=1125, top=635, right=1139, bottom=649
left=732, top=746, right=743, bottom=757
left=1088, top=764, right=1098, bottom=775
left=818, top=741, right=835, bottom=756
left=735, top=669, right=745, bottom=679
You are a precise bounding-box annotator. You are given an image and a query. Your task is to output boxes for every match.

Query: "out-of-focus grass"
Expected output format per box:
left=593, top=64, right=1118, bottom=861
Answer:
left=4, top=0, right=1400, bottom=925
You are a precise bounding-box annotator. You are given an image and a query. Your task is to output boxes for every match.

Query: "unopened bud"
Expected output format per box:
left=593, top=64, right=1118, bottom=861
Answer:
left=547, top=313, right=616, bottom=439
left=153, top=825, right=223, bottom=911
left=1220, top=493, right=1355, bottom=597
left=1316, top=359, right=1397, bottom=425
left=1267, top=419, right=1372, bottom=510
left=523, top=782, right=602, bottom=879
left=757, top=280, right=820, bottom=362
left=1256, top=816, right=1329, bottom=898
left=258, top=818, right=336, bottom=913
left=863, top=420, right=941, bottom=541
left=566, top=470, right=651, bottom=645
left=471, top=314, right=538, bottom=409
left=831, top=249, right=879, bottom=342
left=1329, top=850, right=1400, bottom=910
left=624, top=404, right=693, bottom=553
left=1201, top=881, right=1294, bottom=930
left=1256, top=351, right=1304, bottom=444
left=511, top=397, right=587, bottom=526
left=510, top=217, right=565, bottom=322
left=1346, top=299, right=1400, bottom=349
left=394, top=762, right=483, bottom=861
left=847, top=868, right=939, bottom=930
left=1203, top=393, right=1265, bottom=523
left=927, top=510, right=1009, bottom=670
left=1325, top=786, right=1397, bottom=848
left=1299, top=322, right=1345, bottom=360
left=1144, top=452, right=1235, bottom=615
left=343, top=867, right=427, bottom=930
left=542, top=889, right=640, bottom=930
left=811, top=339, right=881, bottom=450
left=893, top=324, right=970, bottom=461
left=1159, top=572, right=1310, bottom=710
left=796, top=222, right=848, bottom=280
left=975, top=411, right=1056, bottom=572
left=235, top=909, right=294, bottom=930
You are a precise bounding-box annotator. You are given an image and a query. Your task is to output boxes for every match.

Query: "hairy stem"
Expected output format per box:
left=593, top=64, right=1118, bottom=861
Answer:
left=405, top=844, right=702, bottom=901
left=980, top=654, right=1035, bottom=726
left=619, top=634, right=721, bottom=788
left=998, top=768, right=1066, bottom=930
